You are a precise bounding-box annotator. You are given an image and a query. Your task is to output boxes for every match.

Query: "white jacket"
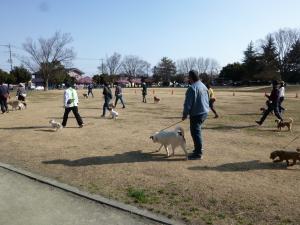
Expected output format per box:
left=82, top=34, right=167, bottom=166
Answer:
left=64, top=87, right=79, bottom=107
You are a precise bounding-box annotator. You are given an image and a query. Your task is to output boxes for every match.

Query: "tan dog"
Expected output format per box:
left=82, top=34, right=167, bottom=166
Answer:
left=7, top=100, right=26, bottom=111
left=83, top=93, right=88, bottom=99
left=154, top=96, right=160, bottom=104
left=275, top=118, right=293, bottom=132
left=270, top=149, right=300, bottom=166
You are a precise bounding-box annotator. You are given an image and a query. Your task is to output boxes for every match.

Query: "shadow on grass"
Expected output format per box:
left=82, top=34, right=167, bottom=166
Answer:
left=203, top=124, right=257, bottom=130
left=188, top=160, right=299, bottom=172
left=42, top=150, right=185, bottom=166
left=0, top=126, right=49, bottom=130
left=228, top=113, right=260, bottom=116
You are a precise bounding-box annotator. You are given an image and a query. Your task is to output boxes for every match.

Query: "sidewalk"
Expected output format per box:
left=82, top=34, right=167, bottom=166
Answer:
left=0, top=167, right=162, bottom=225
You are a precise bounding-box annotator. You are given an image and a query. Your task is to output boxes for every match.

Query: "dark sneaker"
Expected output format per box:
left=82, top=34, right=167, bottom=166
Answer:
left=101, top=115, right=105, bottom=118
left=79, top=123, right=84, bottom=128
left=255, top=121, right=262, bottom=126
left=188, top=154, right=203, bottom=160
left=122, top=106, right=125, bottom=108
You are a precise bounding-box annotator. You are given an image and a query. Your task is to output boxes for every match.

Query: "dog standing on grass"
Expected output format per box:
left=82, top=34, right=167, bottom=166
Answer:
left=150, top=126, right=188, bottom=160
left=154, top=96, right=160, bottom=104
left=270, top=148, right=300, bottom=166
left=275, top=118, right=293, bottom=132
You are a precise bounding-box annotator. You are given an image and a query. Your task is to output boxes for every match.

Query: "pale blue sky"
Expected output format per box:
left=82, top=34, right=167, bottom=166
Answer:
left=0, top=0, right=299, bottom=75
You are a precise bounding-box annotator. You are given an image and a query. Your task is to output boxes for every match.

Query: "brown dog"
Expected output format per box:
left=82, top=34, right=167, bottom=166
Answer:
left=270, top=149, right=300, bottom=166
left=83, top=93, right=88, bottom=99
left=154, top=96, right=160, bottom=104
left=275, top=118, right=293, bottom=132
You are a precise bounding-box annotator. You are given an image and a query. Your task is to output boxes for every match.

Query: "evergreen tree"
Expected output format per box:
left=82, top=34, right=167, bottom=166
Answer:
left=284, top=40, right=300, bottom=82
left=155, top=57, right=176, bottom=86
left=10, top=66, right=32, bottom=84
left=256, top=35, right=280, bottom=80
left=243, top=41, right=261, bottom=80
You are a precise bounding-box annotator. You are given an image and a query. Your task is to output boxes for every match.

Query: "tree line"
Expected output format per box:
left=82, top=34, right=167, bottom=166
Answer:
left=220, top=28, right=300, bottom=83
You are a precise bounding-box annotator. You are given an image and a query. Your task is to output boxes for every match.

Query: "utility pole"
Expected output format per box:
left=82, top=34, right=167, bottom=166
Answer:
left=8, top=44, right=13, bottom=71
left=0, top=44, right=13, bottom=71
left=99, top=58, right=104, bottom=75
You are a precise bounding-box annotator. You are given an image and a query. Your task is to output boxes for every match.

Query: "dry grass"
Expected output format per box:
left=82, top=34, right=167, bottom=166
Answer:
left=1, top=87, right=300, bottom=225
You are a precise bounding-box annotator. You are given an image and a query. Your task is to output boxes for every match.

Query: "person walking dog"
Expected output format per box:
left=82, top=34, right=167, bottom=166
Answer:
left=62, top=83, right=84, bottom=128
left=256, top=80, right=283, bottom=125
left=278, top=81, right=285, bottom=113
left=114, top=84, right=125, bottom=108
left=0, top=81, right=9, bottom=114
left=101, top=82, right=112, bottom=117
left=141, top=82, right=147, bottom=103
left=182, top=70, right=209, bottom=160
left=206, top=84, right=219, bottom=118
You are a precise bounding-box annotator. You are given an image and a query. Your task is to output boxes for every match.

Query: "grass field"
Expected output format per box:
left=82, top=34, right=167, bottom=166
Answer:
left=0, top=86, right=300, bottom=225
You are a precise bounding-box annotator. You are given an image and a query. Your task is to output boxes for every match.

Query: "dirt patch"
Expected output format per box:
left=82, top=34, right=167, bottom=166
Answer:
left=1, top=87, right=300, bottom=225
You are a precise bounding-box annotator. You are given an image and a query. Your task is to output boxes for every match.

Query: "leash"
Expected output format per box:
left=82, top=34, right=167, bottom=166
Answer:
left=282, top=135, right=300, bottom=149
left=159, top=120, right=184, bottom=132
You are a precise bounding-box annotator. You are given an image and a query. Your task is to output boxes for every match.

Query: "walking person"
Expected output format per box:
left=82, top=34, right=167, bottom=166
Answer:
left=142, top=82, right=147, bottom=103
left=61, top=83, right=84, bottom=128
left=278, top=81, right=285, bottom=113
left=256, top=80, right=283, bottom=126
left=0, top=81, right=9, bottom=114
left=87, top=83, right=94, bottom=98
left=206, top=84, right=219, bottom=118
left=182, top=70, right=209, bottom=160
left=16, top=83, right=27, bottom=101
left=114, top=84, right=125, bottom=108
left=101, top=82, right=112, bottom=117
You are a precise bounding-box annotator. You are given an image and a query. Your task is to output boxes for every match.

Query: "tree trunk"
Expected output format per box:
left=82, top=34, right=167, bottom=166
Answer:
left=44, top=79, right=48, bottom=91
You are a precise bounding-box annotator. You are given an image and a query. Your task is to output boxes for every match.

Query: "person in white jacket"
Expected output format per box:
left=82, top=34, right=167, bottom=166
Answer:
left=61, top=83, right=84, bottom=128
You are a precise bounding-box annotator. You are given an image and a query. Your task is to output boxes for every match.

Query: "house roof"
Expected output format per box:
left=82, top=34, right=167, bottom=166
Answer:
left=66, top=68, right=84, bottom=75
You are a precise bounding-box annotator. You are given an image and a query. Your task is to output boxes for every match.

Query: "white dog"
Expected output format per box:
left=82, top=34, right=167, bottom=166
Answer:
left=108, top=104, right=118, bottom=119
left=150, top=126, right=188, bottom=160
left=49, top=119, right=63, bottom=131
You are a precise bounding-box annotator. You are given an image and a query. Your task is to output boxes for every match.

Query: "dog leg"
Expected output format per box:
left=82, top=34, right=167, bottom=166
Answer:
left=286, top=160, right=291, bottom=166
left=180, top=143, right=188, bottom=160
left=155, top=144, right=163, bottom=153
left=163, top=145, right=170, bottom=157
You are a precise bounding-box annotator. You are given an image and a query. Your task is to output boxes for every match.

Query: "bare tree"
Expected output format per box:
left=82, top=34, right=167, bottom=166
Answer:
left=196, top=57, right=206, bottom=74
left=97, top=61, right=108, bottom=75
left=272, top=28, right=300, bottom=73
left=207, top=58, right=220, bottom=75
left=121, top=55, right=149, bottom=77
left=106, top=52, right=122, bottom=75
left=22, top=32, right=75, bottom=90
left=176, top=57, right=197, bottom=74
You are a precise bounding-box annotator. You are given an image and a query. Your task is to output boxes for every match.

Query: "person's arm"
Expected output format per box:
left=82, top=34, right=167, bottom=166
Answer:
left=64, top=90, right=68, bottom=107
left=182, top=87, right=194, bottom=120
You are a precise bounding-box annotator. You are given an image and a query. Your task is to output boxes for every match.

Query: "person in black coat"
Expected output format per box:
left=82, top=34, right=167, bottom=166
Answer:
left=101, top=82, right=112, bottom=117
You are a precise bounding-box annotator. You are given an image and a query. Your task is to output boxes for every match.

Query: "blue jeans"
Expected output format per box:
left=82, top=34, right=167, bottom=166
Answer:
left=115, top=95, right=125, bottom=107
left=190, top=113, right=208, bottom=156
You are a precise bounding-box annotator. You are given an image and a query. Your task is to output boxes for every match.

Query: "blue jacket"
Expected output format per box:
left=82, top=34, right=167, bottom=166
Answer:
left=183, top=81, right=209, bottom=118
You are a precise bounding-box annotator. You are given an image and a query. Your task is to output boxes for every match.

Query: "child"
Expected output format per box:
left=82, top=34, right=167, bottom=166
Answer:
left=206, top=84, right=219, bottom=118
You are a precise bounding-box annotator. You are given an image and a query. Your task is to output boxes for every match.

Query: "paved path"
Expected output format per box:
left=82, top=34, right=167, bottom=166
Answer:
left=0, top=167, right=161, bottom=225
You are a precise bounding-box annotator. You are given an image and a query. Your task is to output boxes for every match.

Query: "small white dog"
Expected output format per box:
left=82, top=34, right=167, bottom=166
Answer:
left=49, top=119, right=63, bottom=131
left=150, top=126, right=188, bottom=160
left=108, top=104, right=118, bottom=119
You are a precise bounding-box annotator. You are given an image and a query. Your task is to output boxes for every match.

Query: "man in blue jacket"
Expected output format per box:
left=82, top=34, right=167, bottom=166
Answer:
left=182, top=70, right=209, bottom=160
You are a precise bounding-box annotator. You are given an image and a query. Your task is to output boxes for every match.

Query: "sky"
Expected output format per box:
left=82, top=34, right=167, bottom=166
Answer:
left=0, top=0, right=300, bottom=76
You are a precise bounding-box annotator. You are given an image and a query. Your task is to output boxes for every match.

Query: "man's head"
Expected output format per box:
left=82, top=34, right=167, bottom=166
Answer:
left=272, top=80, right=278, bottom=88
left=188, top=70, right=199, bottom=84
left=65, top=82, right=71, bottom=88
